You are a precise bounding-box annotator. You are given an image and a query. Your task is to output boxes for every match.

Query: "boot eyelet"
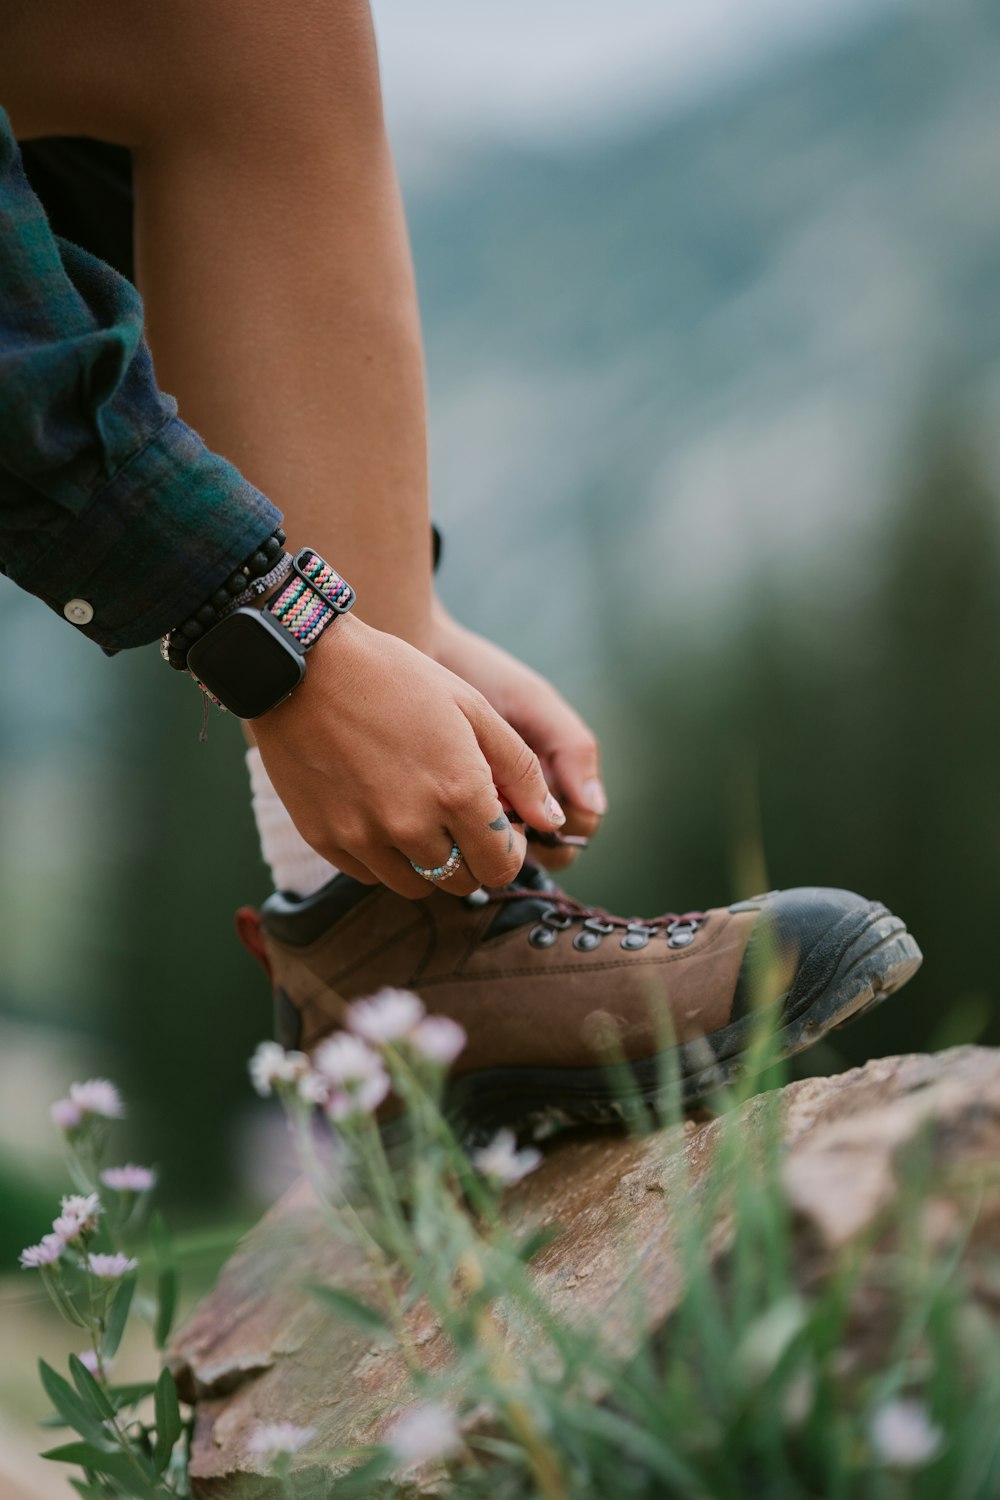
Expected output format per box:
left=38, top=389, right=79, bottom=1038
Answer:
left=584, top=917, right=616, bottom=935
left=542, top=911, right=574, bottom=931
left=621, top=929, right=650, bottom=950
left=573, top=929, right=603, bottom=952
left=668, top=929, right=695, bottom=949
left=464, top=887, right=490, bottom=908
left=529, top=924, right=559, bottom=948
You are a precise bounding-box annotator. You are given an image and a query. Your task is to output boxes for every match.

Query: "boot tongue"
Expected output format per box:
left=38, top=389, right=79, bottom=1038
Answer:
left=485, top=860, right=562, bottom=939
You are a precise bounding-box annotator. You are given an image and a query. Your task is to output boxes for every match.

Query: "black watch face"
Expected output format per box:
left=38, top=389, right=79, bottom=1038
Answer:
left=186, top=610, right=305, bottom=719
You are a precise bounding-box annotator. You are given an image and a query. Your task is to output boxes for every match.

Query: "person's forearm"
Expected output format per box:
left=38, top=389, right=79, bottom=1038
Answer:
left=132, top=1, right=433, bottom=649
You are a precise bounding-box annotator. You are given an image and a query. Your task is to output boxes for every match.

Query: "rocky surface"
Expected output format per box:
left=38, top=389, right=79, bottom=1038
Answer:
left=170, top=1046, right=1000, bottom=1497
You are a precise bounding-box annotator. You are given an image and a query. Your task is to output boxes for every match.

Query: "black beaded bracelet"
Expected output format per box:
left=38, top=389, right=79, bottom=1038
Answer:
left=161, top=527, right=287, bottom=670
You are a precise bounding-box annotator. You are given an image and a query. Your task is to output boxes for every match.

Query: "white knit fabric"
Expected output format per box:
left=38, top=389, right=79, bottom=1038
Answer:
left=246, top=746, right=339, bottom=897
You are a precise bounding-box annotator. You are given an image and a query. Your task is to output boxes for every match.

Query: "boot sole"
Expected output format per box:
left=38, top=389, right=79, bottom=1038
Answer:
left=431, top=903, right=923, bottom=1143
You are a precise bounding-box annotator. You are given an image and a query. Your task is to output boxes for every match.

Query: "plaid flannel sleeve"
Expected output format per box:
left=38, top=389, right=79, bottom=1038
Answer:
left=0, top=108, right=282, bottom=652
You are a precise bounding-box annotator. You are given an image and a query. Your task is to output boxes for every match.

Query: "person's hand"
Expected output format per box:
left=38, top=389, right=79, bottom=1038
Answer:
left=252, top=615, right=566, bottom=898
left=430, top=604, right=605, bottom=870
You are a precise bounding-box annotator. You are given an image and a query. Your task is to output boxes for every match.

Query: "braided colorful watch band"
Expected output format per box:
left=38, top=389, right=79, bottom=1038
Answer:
left=266, top=548, right=356, bottom=646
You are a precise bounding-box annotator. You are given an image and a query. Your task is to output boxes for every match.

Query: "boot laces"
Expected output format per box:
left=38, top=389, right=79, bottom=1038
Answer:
left=487, top=885, right=706, bottom=938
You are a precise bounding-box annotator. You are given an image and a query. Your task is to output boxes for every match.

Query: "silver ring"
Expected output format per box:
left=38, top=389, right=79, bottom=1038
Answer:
left=410, top=842, right=464, bottom=883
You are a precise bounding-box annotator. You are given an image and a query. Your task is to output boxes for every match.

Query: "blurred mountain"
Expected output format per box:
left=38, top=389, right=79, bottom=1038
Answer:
left=409, top=0, right=1000, bottom=674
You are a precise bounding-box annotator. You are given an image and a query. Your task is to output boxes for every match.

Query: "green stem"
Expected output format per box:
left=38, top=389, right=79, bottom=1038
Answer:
left=289, top=1105, right=421, bottom=1372
left=78, top=1270, right=168, bottom=1494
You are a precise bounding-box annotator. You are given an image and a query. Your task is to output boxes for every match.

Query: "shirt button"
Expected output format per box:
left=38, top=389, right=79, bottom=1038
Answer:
left=64, top=598, right=95, bottom=625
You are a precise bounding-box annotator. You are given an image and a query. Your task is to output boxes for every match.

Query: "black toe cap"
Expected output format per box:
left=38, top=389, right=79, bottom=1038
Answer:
left=730, top=886, right=878, bottom=1022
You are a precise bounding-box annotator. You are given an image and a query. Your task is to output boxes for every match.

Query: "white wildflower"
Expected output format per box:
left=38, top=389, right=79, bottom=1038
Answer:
left=54, top=1192, right=102, bottom=1239
left=314, top=1032, right=384, bottom=1086
left=101, top=1164, right=156, bottom=1193
left=347, top=988, right=425, bottom=1044
left=62, top=1192, right=102, bottom=1220
left=296, top=1071, right=329, bottom=1107
left=69, top=1079, right=125, bottom=1120
left=50, top=1097, right=83, bottom=1131
left=247, top=1422, right=316, bottom=1458
left=472, top=1129, right=541, bottom=1186
left=314, top=1034, right=391, bottom=1115
left=410, top=1015, right=466, bottom=1066
left=87, top=1252, right=138, bottom=1280
left=869, top=1398, right=943, bottom=1469
left=325, top=1070, right=391, bottom=1121
left=388, top=1402, right=461, bottom=1467
left=249, top=1041, right=310, bottom=1097
left=19, top=1234, right=65, bottom=1270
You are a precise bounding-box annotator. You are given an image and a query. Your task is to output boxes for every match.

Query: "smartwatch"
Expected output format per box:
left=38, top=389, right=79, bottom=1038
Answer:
left=186, top=548, right=355, bottom=719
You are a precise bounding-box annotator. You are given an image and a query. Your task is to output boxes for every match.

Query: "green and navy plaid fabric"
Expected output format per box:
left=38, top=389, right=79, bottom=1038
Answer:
left=0, top=106, right=281, bottom=652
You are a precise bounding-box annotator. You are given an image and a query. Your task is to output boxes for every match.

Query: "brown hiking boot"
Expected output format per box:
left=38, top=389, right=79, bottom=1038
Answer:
left=236, top=864, right=922, bottom=1136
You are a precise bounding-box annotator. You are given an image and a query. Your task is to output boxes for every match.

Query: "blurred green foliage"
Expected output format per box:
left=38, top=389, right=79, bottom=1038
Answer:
left=0, top=1156, right=64, bottom=1266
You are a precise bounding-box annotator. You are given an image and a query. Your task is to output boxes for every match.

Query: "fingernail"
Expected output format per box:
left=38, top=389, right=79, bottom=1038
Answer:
left=545, top=793, right=566, bottom=827
left=582, top=777, right=608, bottom=816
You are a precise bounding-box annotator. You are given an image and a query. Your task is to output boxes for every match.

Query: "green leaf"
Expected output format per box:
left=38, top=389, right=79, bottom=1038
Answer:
left=101, top=1275, right=136, bottom=1361
left=153, top=1368, right=182, bottom=1472
left=37, top=1362, right=108, bottom=1447
left=154, top=1267, right=177, bottom=1351
left=42, top=1440, right=107, bottom=1465
left=151, top=1213, right=178, bottom=1350
left=307, top=1283, right=392, bottom=1338
left=69, top=1355, right=117, bottom=1422
left=41, top=1440, right=157, bottom=1494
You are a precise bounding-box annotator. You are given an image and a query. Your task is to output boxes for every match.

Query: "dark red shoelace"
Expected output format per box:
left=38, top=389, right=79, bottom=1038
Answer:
left=486, top=886, right=706, bottom=933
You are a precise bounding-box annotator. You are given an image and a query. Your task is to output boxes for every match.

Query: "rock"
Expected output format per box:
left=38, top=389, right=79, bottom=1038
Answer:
left=169, top=1046, right=1000, bottom=1497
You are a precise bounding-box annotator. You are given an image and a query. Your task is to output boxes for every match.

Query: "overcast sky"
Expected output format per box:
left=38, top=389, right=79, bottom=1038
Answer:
left=372, top=0, right=901, bottom=149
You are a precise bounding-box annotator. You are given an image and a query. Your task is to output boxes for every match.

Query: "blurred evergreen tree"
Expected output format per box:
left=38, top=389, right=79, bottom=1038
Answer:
left=98, top=658, right=271, bottom=1213
left=596, top=409, right=1000, bottom=1069
left=844, top=417, right=1000, bottom=1058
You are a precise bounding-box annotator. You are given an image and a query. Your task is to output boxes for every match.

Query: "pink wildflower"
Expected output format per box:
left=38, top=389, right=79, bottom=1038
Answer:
left=78, top=1349, right=114, bottom=1378
left=19, top=1233, right=65, bottom=1270
left=101, top=1164, right=156, bottom=1193
left=87, top=1252, right=138, bottom=1280
left=50, top=1097, right=83, bottom=1132
left=69, top=1079, right=125, bottom=1120
left=410, top=1015, right=466, bottom=1066
left=347, top=989, right=424, bottom=1044
left=472, top=1129, right=541, bottom=1186
left=314, top=1033, right=383, bottom=1086
left=388, top=1402, right=461, bottom=1467
left=249, top=1041, right=310, bottom=1097
left=869, top=1399, right=943, bottom=1469
left=325, top=1070, right=391, bottom=1120
left=296, top=1072, right=329, bottom=1107
left=314, top=1033, right=390, bottom=1119
left=53, top=1192, right=102, bottom=1240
